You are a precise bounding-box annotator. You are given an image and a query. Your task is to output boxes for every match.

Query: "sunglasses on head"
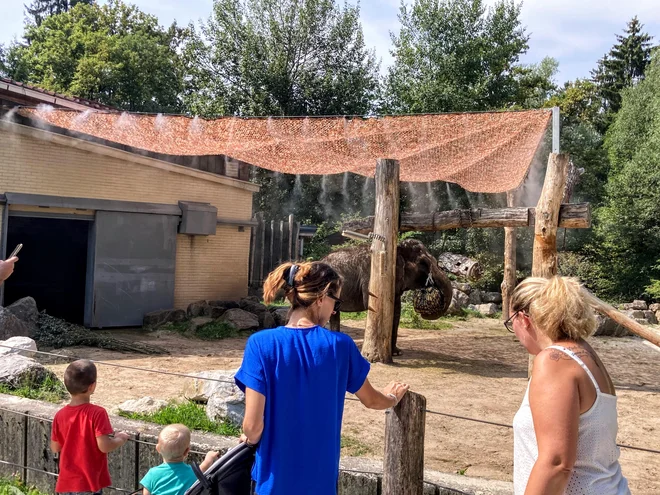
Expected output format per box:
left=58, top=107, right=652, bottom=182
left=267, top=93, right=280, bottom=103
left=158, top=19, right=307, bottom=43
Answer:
left=327, top=293, right=342, bottom=312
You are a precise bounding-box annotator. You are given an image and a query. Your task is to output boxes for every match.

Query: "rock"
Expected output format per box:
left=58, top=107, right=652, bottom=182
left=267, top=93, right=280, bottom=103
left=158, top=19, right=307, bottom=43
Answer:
left=452, top=282, right=472, bottom=294
left=447, top=289, right=470, bottom=315
left=649, top=303, right=660, bottom=313
left=0, top=336, right=37, bottom=358
left=219, top=309, right=259, bottom=331
left=622, top=303, right=633, bottom=311
left=475, top=303, right=498, bottom=316
left=643, top=310, right=658, bottom=324
left=190, top=317, right=213, bottom=331
left=468, top=289, right=482, bottom=306
left=656, top=310, right=660, bottom=323
left=242, top=296, right=262, bottom=304
left=208, top=300, right=239, bottom=310
left=628, top=310, right=646, bottom=319
left=209, top=306, right=226, bottom=319
left=239, top=299, right=269, bottom=315
left=143, top=309, right=187, bottom=328
left=184, top=370, right=238, bottom=403
left=271, top=308, right=289, bottom=327
left=0, top=354, right=58, bottom=388
left=595, top=314, right=632, bottom=337
left=117, top=396, right=168, bottom=416
left=0, top=309, right=30, bottom=341
left=482, top=292, right=503, bottom=304
left=259, top=311, right=277, bottom=330
left=206, top=390, right=246, bottom=427
left=631, top=300, right=648, bottom=311
left=5, top=297, right=39, bottom=336
left=187, top=300, right=211, bottom=318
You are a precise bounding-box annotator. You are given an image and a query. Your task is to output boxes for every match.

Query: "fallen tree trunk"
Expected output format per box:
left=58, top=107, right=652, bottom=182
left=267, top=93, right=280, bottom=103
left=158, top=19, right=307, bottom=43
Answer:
left=342, top=203, right=590, bottom=233
left=437, top=252, right=482, bottom=281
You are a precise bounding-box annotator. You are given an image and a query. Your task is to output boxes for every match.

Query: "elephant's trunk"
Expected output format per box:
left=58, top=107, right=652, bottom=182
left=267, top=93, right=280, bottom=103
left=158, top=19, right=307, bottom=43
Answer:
left=430, top=258, right=453, bottom=315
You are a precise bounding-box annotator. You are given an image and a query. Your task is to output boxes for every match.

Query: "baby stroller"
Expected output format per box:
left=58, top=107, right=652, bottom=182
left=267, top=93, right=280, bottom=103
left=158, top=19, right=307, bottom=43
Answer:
left=185, top=442, right=256, bottom=495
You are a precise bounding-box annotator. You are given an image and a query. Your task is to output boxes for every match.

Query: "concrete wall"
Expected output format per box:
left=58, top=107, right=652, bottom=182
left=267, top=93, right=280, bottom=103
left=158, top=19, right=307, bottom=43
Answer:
left=0, top=126, right=258, bottom=306
left=0, top=394, right=475, bottom=495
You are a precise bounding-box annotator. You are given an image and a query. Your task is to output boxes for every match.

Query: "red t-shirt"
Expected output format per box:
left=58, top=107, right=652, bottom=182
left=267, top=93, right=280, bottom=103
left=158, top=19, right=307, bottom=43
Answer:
left=51, top=403, right=114, bottom=493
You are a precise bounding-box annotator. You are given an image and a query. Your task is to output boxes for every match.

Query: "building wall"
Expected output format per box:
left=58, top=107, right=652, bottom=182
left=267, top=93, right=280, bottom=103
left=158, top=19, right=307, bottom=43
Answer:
left=0, top=129, right=255, bottom=307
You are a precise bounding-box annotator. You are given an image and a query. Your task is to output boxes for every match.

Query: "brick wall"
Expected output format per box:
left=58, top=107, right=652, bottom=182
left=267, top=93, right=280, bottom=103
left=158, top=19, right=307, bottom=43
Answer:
left=0, top=127, right=256, bottom=306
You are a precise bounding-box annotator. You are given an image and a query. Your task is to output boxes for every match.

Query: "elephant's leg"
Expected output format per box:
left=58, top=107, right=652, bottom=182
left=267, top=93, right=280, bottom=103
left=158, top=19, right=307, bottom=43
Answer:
left=392, top=295, right=403, bottom=356
left=329, top=311, right=341, bottom=332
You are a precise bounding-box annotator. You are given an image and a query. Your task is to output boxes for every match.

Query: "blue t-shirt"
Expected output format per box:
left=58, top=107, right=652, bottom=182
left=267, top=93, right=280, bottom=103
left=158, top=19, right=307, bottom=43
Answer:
left=140, top=462, right=198, bottom=495
left=234, top=325, right=370, bottom=495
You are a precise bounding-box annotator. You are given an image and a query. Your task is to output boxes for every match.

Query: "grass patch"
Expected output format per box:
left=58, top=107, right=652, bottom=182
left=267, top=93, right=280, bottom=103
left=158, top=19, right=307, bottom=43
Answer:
left=0, top=476, right=48, bottom=495
left=0, top=375, right=68, bottom=404
left=159, top=321, right=239, bottom=340
left=263, top=299, right=288, bottom=309
left=118, top=401, right=241, bottom=437
left=340, top=434, right=374, bottom=457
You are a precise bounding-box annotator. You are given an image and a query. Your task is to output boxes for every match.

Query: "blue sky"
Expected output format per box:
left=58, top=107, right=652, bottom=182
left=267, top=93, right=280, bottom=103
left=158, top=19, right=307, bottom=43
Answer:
left=2, top=0, right=659, bottom=85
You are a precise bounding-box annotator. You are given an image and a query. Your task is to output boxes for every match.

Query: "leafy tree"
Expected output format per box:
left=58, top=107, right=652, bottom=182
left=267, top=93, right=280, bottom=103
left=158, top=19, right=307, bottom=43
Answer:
left=384, top=0, right=534, bottom=113
left=183, top=0, right=380, bottom=117
left=2, top=0, right=185, bottom=112
left=591, top=17, right=653, bottom=123
left=25, top=0, right=94, bottom=27
left=593, top=54, right=660, bottom=298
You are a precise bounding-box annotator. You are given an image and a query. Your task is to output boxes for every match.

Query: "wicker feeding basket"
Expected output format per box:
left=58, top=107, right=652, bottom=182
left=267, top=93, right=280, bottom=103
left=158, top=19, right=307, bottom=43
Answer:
left=412, top=285, right=447, bottom=320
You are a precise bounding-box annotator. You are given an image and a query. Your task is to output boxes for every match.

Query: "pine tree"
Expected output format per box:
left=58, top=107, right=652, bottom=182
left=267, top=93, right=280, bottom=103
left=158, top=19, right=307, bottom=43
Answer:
left=592, top=16, right=653, bottom=116
left=25, top=0, right=94, bottom=26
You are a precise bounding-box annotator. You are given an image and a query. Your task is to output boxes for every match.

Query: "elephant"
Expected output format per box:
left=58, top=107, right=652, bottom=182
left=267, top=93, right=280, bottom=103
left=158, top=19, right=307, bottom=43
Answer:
left=322, top=238, right=453, bottom=355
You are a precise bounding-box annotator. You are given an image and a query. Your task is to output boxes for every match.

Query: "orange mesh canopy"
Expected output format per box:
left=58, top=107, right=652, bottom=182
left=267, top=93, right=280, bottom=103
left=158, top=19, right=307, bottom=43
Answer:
left=18, top=107, right=550, bottom=193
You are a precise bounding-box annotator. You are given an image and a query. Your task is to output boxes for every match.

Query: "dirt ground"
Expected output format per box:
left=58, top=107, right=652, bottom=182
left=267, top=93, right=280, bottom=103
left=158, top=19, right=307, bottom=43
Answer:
left=43, top=319, right=659, bottom=494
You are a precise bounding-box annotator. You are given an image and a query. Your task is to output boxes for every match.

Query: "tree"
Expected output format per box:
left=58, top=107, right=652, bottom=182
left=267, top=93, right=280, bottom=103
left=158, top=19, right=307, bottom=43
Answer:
left=2, top=0, right=185, bottom=112
left=591, top=17, right=653, bottom=119
left=25, top=0, right=94, bottom=27
left=384, top=0, right=533, bottom=113
left=183, top=0, right=380, bottom=117
left=594, top=54, right=660, bottom=298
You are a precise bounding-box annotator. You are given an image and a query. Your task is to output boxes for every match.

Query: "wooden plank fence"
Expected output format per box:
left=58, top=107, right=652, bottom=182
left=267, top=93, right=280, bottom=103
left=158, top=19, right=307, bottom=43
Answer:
left=249, top=213, right=302, bottom=287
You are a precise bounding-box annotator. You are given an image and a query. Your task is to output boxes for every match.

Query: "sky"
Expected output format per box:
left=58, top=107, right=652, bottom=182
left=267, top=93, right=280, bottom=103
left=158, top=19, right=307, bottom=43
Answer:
left=1, top=0, right=659, bottom=85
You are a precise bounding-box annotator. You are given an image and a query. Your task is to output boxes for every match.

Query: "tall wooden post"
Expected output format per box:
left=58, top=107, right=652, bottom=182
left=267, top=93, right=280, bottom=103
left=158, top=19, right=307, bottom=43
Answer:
left=383, top=391, right=426, bottom=495
left=287, top=214, right=295, bottom=261
left=501, top=191, right=517, bottom=321
left=362, top=159, right=400, bottom=364
left=529, top=153, right=569, bottom=375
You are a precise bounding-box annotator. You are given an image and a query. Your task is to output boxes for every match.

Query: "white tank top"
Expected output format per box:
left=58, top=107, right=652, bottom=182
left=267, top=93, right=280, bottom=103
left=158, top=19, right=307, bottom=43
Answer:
left=513, top=345, right=630, bottom=495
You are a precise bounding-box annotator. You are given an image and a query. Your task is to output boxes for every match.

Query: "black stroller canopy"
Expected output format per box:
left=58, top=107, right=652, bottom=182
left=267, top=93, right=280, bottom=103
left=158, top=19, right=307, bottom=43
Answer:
left=185, top=442, right=256, bottom=495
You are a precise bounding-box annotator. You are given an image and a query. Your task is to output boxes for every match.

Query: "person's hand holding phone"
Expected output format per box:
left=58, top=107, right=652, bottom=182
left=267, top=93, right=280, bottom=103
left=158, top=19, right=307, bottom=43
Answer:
left=0, top=256, right=18, bottom=283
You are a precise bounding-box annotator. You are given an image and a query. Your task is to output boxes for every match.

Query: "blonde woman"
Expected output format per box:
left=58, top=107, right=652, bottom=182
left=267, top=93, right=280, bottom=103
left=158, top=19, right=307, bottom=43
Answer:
left=506, top=276, right=630, bottom=494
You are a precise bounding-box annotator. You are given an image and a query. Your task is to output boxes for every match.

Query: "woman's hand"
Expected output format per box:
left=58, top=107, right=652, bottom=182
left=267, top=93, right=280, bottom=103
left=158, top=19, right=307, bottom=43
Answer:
left=0, top=257, right=18, bottom=283
left=382, top=381, right=410, bottom=406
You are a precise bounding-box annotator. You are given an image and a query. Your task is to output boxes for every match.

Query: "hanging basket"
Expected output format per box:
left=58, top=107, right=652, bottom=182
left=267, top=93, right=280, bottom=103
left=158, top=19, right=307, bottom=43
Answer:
left=412, top=286, right=446, bottom=320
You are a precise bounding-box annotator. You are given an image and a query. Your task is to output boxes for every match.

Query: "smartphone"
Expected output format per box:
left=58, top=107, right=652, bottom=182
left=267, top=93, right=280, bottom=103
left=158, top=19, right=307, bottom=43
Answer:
left=8, top=244, right=22, bottom=259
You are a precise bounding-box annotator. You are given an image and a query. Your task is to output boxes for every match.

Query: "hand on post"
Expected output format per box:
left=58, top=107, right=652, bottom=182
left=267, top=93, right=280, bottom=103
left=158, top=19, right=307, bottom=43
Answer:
left=383, top=381, right=410, bottom=406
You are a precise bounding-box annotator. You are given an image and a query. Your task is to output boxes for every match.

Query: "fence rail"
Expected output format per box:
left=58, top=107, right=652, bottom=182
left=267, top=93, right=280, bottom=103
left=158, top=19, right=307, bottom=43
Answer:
left=249, top=213, right=302, bottom=287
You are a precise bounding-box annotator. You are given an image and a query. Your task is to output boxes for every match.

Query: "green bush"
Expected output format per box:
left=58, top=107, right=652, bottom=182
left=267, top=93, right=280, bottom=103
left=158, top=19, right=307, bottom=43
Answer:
left=0, top=476, right=48, bottom=495
left=0, top=375, right=68, bottom=404
left=118, top=401, right=241, bottom=437
left=160, top=321, right=239, bottom=340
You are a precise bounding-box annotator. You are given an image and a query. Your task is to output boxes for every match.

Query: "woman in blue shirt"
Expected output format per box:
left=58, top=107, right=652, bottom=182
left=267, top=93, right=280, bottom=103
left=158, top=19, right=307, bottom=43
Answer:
left=234, top=261, right=409, bottom=495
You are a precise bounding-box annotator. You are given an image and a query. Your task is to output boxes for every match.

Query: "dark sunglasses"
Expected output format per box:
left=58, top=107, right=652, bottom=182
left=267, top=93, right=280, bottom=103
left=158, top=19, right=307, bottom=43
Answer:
left=504, top=309, right=522, bottom=333
left=327, top=294, right=342, bottom=312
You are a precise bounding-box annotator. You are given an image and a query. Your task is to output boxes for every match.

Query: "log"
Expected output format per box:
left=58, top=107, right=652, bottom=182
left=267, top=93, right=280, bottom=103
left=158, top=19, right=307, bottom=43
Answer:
left=383, top=391, right=426, bottom=495
left=501, top=191, right=517, bottom=321
left=362, top=159, right=400, bottom=364
left=437, top=252, right=482, bottom=281
left=342, top=203, right=590, bottom=233
left=530, top=153, right=569, bottom=375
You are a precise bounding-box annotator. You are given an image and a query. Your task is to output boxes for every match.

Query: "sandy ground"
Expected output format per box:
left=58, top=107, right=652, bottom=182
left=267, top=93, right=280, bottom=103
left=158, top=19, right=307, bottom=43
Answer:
left=42, top=319, right=659, bottom=494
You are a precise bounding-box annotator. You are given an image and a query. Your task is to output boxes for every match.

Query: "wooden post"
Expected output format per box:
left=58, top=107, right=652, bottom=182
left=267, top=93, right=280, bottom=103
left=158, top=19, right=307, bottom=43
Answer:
left=293, top=221, right=301, bottom=260
left=250, top=213, right=265, bottom=286
left=268, top=220, right=275, bottom=275
left=530, top=153, right=569, bottom=374
left=383, top=391, right=426, bottom=495
left=501, top=191, right=517, bottom=321
left=287, top=214, right=294, bottom=261
left=362, top=159, right=400, bottom=363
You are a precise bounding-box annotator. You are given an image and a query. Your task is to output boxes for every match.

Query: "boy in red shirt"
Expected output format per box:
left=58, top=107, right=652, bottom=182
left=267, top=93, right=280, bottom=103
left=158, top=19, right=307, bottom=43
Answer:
left=51, top=359, right=129, bottom=494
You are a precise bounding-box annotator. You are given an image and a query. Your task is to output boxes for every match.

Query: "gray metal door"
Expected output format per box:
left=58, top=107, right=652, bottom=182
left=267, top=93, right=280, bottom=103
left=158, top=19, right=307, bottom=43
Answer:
left=85, top=211, right=178, bottom=328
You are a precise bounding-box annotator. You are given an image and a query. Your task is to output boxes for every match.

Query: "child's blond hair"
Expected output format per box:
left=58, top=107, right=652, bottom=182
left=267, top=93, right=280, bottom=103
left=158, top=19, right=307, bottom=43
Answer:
left=157, top=424, right=191, bottom=461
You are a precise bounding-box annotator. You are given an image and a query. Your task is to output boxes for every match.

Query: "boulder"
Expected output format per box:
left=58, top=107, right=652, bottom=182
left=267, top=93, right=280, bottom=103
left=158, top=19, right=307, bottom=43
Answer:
left=143, top=309, right=186, bottom=328
left=656, top=310, right=660, bottom=323
left=183, top=369, right=238, bottom=403
left=475, top=303, right=498, bottom=316
left=622, top=303, right=633, bottom=311
left=643, top=310, right=658, bottom=324
left=452, top=282, right=472, bottom=294
left=117, top=396, right=168, bottom=416
left=187, top=300, right=211, bottom=318
left=206, top=389, right=246, bottom=427
left=0, top=354, right=58, bottom=388
left=594, top=314, right=631, bottom=337
left=5, top=297, right=39, bottom=336
left=219, top=309, right=259, bottom=331
left=271, top=308, right=289, bottom=327
left=482, top=292, right=503, bottom=304
left=190, top=317, right=214, bottom=331
left=239, top=299, right=269, bottom=315
left=0, top=309, right=30, bottom=341
left=0, top=336, right=37, bottom=358
left=208, top=300, right=239, bottom=310
left=649, top=303, right=660, bottom=313
left=242, top=296, right=262, bottom=305
left=627, top=310, right=646, bottom=319
left=259, top=311, right=277, bottom=330
left=631, top=300, right=648, bottom=311
left=468, top=289, right=482, bottom=306
left=208, top=306, right=226, bottom=319
left=447, top=289, right=470, bottom=315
